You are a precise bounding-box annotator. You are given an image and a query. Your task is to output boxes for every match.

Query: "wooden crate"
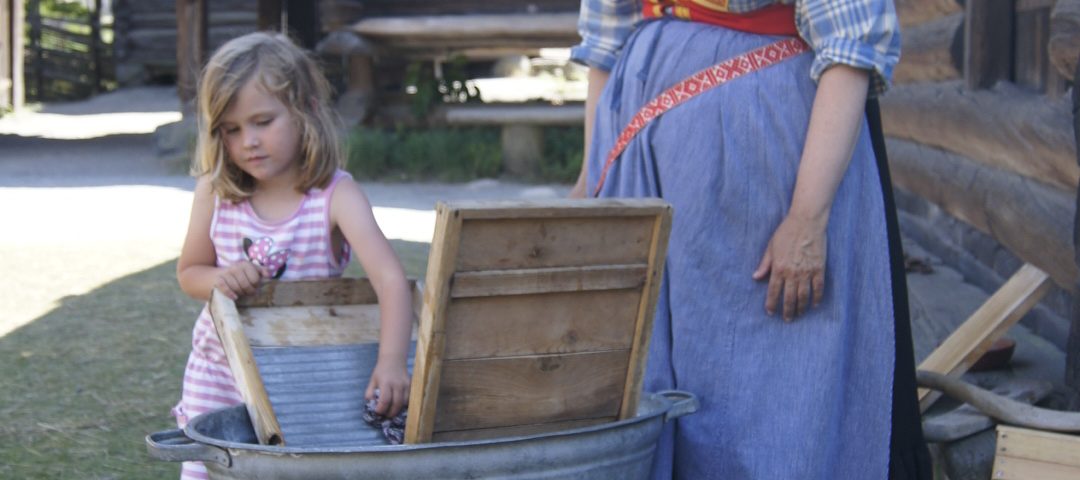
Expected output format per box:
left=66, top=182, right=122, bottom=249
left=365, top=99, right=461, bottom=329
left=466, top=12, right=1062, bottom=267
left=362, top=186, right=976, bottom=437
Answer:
left=209, top=277, right=423, bottom=446
left=993, top=425, right=1080, bottom=479
left=404, top=199, right=673, bottom=443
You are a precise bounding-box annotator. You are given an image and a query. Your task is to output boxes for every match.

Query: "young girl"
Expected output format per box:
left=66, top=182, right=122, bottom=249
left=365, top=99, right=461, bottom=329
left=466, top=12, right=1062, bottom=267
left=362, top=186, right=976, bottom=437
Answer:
left=172, top=32, right=413, bottom=480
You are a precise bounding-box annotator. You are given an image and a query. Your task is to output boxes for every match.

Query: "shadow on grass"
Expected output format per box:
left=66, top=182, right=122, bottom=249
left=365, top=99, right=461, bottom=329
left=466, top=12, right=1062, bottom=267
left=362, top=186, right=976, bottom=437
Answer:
left=0, top=240, right=430, bottom=479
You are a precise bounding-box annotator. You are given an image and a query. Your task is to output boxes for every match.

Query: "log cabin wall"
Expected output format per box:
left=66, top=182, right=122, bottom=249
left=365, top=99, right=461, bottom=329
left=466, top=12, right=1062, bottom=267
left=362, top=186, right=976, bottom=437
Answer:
left=113, top=0, right=258, bottom=85
left=884, top=0, right=1079, bottom=352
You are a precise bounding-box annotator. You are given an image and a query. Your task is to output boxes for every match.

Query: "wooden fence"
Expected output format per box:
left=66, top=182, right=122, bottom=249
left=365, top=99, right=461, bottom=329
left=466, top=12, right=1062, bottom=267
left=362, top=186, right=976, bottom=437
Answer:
left=24, top=0, right=113, bottom=102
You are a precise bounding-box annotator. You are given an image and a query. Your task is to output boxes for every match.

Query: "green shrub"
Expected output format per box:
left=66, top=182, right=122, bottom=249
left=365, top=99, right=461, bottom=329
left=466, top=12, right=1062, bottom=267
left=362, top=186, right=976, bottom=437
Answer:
left=345, top=125, right=583, bottom=183
left=346, top=126, right=501, bottom=182
left=539, top=126, right=584, bottom=183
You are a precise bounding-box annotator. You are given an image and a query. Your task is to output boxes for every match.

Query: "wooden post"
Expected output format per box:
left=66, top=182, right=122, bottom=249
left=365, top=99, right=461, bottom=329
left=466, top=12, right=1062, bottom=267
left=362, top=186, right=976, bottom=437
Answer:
left=90, top=0, right=102, bottom=93
left=285, top=1, right=320, bottom=49
left=964, top=0, right=1015, bottom=89
left=1, top=0, right=11, bottom=111
left=12, top=0, right=23, bottom=109
left=258, top=0, right=283, bottom=31
left=176, top=0, right=207, bottom=116
left=28, top=0, right=42, bottom=101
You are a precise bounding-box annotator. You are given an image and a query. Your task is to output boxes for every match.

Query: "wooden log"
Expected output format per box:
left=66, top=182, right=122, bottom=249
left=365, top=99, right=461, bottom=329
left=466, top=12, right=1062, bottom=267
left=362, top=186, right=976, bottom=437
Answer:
left=885, top=137, right=1078, bottom=289
left=895, top=0, right=962, bottom=27
left=893, top=12, right=962, bottom=84
left=1050, top=0, right=1080, bottom=80
left=880, top=81, right=1079, bottom=192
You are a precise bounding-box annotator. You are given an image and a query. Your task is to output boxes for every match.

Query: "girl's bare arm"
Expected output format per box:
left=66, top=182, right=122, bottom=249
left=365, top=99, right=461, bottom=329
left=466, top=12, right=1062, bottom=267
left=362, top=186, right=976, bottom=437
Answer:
left=331, top=179, right=413, bottom=416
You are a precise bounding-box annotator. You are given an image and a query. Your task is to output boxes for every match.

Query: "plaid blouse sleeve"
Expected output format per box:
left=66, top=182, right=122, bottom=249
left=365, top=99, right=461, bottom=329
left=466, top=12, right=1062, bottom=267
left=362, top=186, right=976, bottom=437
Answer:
left=570, top=0, right=643, bottom=71
left=795, top=0, right=901, bottom=94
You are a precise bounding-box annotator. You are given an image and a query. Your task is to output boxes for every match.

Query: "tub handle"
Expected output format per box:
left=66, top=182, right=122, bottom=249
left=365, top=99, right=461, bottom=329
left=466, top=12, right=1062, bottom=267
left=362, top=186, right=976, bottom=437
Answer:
left=657, top=390, right=699, bottom=421
left=146, top=429, right=231, bottom=467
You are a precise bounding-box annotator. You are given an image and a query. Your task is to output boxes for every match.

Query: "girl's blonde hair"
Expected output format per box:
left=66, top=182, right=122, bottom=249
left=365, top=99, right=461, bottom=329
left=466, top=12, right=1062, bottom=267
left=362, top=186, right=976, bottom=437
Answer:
left=193, top=32, right=343, bottom=202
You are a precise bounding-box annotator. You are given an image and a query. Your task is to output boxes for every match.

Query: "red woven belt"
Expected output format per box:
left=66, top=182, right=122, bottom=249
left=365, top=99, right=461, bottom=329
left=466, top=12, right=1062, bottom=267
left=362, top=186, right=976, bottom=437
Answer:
left=593, top=37, right=810, bottom=196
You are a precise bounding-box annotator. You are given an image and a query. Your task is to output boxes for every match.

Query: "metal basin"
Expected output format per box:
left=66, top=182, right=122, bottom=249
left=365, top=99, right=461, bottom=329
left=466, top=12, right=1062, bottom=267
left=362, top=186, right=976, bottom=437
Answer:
left=147, top=390, right=697, bottom=479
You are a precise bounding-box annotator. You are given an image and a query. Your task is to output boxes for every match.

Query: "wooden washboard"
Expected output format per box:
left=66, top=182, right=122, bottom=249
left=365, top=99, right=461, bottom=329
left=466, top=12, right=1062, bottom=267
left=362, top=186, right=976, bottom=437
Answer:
left=404, top=198, right=673, bottom=443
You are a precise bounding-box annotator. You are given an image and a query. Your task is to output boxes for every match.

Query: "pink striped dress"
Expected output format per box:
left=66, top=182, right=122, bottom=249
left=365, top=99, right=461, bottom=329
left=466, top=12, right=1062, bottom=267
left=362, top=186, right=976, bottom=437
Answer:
left=172, top=170, right=352, bottom=479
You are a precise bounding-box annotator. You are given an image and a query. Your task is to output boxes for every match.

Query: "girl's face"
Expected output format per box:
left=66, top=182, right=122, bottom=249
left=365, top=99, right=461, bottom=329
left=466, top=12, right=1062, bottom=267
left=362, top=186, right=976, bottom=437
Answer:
left=219, top=78, right=303, bottom=187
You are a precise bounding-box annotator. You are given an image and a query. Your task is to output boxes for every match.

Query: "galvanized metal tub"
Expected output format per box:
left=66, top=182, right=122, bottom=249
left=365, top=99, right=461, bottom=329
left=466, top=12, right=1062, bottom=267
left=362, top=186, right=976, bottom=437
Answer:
left=147, top=389, right=696, bottom=479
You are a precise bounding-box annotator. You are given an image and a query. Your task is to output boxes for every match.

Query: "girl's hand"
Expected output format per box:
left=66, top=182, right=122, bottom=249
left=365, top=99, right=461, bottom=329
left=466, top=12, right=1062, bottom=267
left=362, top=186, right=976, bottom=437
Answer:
left=214, top=260, right=267, bottom=300
left=365, top=360, right=410, bottom=417
left=752, top=214, right=828, bottom=321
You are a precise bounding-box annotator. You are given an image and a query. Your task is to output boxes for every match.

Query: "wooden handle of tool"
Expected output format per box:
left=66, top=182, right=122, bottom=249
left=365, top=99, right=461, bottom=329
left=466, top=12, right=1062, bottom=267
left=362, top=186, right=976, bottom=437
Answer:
left=209, top=289, right=284, bottom=446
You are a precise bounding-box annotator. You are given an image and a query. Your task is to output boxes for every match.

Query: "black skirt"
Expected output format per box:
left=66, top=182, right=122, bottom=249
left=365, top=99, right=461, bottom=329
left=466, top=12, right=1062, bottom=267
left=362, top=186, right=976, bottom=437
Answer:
left=866, top=98, right=935, bottom=480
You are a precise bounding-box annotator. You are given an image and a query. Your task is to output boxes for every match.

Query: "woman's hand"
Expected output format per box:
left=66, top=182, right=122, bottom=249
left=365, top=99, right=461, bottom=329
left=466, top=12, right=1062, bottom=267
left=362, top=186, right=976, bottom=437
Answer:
left=752, top=213, right=828, bottom=321
left=366, top=359, right=411, bottom=417
left=751, top=65, right=871, bottom=322
left=213, top=260, right=267, bottom=300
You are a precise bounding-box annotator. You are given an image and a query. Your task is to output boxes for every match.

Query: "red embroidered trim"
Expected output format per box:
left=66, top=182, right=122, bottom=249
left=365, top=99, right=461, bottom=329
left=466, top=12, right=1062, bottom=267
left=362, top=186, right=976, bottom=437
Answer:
left=593, top=37, right=809, bottom=197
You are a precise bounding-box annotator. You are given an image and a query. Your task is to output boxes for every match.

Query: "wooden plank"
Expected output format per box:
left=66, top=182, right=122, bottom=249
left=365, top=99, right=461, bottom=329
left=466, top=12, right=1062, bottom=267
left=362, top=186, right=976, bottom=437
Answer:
left=208, top=289, right=284, bottom=446
left=242, top=305, right=384, bottom=347
left=456, top=216, right=654, bottom=271
left=432, top=417, right=615, bottom=442
left=449, top=198, right=671, bottom=220
left=918, top=264, right=1053, bottom=411
left=620, top=207, right=672, bottom=420
left=404, top=203, right=465, bottom=444
left=433, top=350, right=629, bottom=432
left=450, top=264, right=647, bottom=298
left=350, top=13, right=578, bottom=40
left=993, top=426, right=1080, bottom=479
left=443, top=289, right=642, bottom=359
left=964, top=0, right=1014, bottom=89
left=239, top=278, right=378, bottom=307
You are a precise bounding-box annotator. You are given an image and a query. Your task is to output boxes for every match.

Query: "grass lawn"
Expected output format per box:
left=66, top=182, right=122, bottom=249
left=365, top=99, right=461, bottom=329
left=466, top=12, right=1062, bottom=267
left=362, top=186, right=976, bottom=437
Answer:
left=0, top=240, right=430, bottom=479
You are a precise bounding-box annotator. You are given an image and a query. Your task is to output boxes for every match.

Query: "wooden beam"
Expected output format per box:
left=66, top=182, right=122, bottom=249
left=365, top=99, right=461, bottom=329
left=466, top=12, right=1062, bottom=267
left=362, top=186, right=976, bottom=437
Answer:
left=964, top=0, right=1014, bottom=89
left=880, top=81, right=1078, bottom=192
left=917, top=264, right=1053, bottom=411
left=886, top=138, right=1078, bottom=289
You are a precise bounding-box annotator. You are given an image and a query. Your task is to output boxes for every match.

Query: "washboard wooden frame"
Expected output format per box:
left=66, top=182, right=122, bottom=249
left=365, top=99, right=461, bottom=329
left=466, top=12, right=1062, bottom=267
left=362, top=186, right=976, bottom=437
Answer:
left=404, top=198, right=673, bottom=443
left=209, top=277, right=423, bottom=446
